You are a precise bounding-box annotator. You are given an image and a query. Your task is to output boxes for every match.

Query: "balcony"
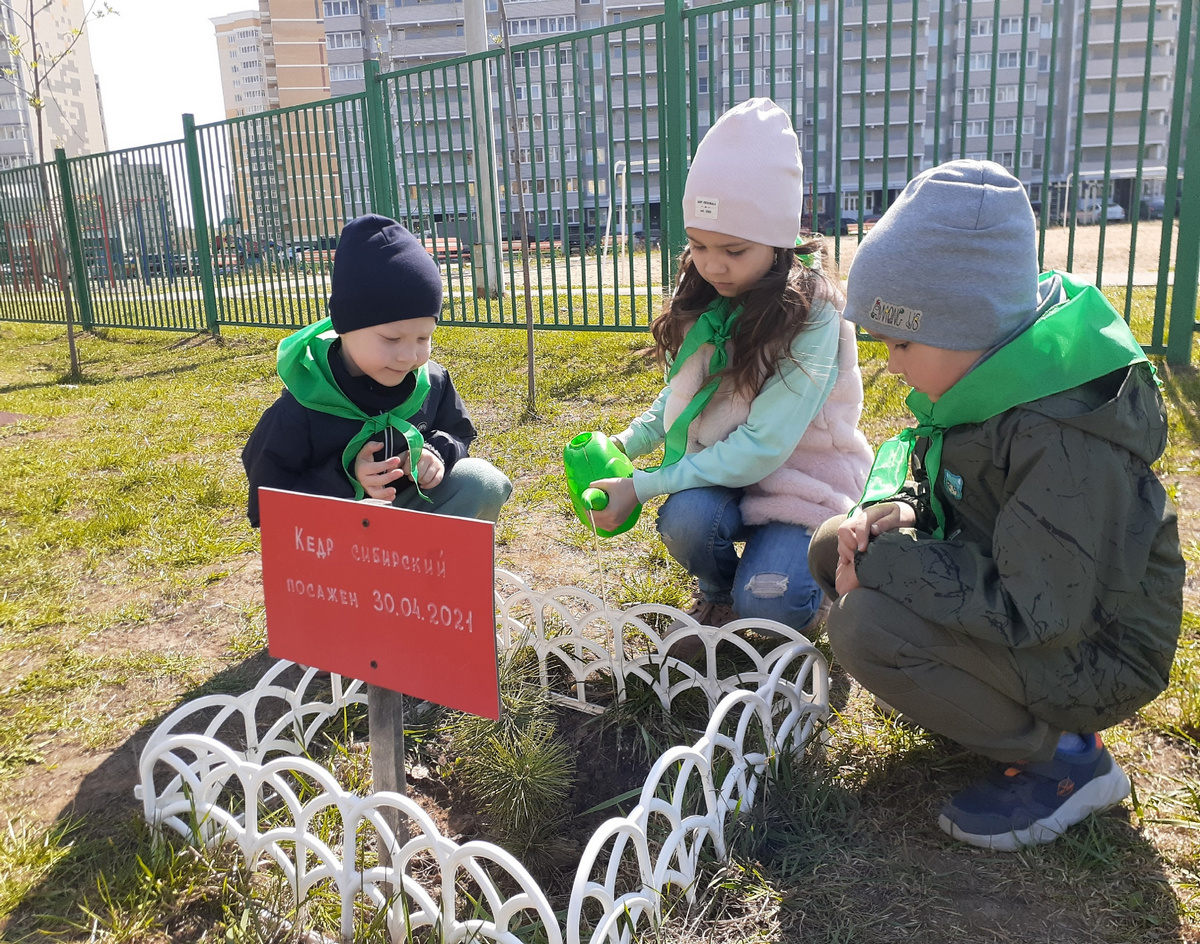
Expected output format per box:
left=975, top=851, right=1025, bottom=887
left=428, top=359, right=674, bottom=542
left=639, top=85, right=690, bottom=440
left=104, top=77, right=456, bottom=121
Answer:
left=1086, top=0, right=1177, bottom=10
left=1082, top=89, right=1173, bottom=114
left=389, top=35, right=468, bottom=60
left=389, top=1, right=463, bottom=26
left=1085, top=21, right=1161, bottom=45
left=606, top=0, right=664, bottom=10
left=839, top=36, right=927, bottom=61
left=842, top=104, right=926, bottom=127
left=1079, top=126, right=1169, bottom=148
left=610, top=89, right=661, bottom=109
left=841, top=69, right=933, bottom=95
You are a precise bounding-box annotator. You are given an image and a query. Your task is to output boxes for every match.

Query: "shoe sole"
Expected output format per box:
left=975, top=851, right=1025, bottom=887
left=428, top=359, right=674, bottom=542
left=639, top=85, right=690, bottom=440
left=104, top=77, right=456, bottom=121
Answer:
left=938, top=765, right=1132, bottom=852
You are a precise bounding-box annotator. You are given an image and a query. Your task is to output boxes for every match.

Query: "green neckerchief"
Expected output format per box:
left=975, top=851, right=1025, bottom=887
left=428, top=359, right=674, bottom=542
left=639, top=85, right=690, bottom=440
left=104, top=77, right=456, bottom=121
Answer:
left=855, top=270, right=1150, bottom=538
left=659, top=295, right=741, bottom=468
left=276, top=317, right=433, bottom=502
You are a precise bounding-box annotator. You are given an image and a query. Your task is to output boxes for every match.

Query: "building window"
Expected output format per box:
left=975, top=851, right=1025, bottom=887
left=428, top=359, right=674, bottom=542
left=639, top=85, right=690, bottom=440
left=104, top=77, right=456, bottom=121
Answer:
left=323, top=0, right=360, bottom=15
left=369, top=3, right=386, bottom=18
left=996, top=50, right=1038, bottom=69
left=330, top=63, right=365, bottom=81
left=327, top=30, right=364, bottom=48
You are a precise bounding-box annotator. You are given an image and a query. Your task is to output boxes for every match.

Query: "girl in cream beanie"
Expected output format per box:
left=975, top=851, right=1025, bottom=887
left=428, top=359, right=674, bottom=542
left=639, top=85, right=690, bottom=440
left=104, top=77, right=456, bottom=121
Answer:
left=587, top=98, right=873, bottom=653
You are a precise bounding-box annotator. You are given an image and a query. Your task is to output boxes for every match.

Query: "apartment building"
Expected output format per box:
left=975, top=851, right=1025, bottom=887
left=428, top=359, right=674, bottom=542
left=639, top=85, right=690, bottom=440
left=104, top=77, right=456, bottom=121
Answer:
left=213, top=11, right=281, bottom=241
left=213, top=3, right=345, bottom=253
left=214, top=11, right=271, bottom=119
left=0, top=0, right=107, bottom=169
left=260, top=0, right=332, bottom=108
left=368, top=0, right=1182, bottom=234
left=207, top=0, right=1183, bottom=248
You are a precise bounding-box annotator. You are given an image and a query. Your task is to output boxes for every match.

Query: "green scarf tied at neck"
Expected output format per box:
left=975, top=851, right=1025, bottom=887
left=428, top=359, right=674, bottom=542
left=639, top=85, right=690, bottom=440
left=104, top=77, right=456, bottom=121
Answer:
left=276, top=317, right=433, bottom=503
left=855, top=270, right=1151, bottom=539
left=659, top=295, right=741, bottom=469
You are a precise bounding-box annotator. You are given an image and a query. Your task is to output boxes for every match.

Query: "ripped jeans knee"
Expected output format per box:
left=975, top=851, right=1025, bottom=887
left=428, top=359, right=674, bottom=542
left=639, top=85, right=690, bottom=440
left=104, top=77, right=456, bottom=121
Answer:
left=744, top=571, right=790, bottom=598
left=731, top=522, right=823, bottom=632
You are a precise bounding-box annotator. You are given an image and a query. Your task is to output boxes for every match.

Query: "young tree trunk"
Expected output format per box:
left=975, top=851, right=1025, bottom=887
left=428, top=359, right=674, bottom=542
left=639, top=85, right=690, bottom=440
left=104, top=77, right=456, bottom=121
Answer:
left=29, top=0, right=81, bottom=379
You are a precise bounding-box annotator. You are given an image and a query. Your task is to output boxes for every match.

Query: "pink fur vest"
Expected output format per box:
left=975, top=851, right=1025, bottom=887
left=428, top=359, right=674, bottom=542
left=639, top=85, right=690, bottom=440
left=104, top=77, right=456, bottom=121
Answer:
left=663, top=317, right=874, bottom=530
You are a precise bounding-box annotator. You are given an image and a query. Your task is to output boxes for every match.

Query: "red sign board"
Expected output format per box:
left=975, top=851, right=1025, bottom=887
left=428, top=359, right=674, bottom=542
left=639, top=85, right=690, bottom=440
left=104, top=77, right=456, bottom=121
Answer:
left=258, top=488, right=500, bottom=720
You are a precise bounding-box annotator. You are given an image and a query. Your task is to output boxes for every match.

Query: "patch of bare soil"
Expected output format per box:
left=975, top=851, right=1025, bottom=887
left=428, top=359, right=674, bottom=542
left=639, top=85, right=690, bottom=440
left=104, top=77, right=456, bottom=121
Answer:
left=0, top=557, right=267, bottom=831
left=832, top=220, right=1179, bottom=284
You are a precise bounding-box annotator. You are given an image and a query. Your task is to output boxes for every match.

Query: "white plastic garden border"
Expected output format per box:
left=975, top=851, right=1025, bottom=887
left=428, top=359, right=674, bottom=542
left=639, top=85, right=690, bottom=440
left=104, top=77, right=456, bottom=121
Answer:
left=138, top=570, right=830, bottom=944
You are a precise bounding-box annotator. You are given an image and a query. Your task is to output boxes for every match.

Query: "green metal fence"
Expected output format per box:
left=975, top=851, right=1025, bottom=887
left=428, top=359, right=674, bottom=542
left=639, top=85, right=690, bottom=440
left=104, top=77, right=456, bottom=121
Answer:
left=0, top=0, right=1196, bottom=361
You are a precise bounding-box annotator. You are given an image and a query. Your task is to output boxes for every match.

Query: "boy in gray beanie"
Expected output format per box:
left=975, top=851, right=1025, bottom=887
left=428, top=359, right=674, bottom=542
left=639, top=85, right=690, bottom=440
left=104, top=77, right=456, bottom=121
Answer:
left=243, top=214, right=511, bottom=527
left=807, top=160, right=1183, bottom=851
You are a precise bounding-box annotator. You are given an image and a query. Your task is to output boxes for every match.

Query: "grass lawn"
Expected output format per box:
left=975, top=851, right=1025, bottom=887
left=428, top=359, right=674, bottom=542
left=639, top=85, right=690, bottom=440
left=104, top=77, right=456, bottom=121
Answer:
left=0, top=299, right=1197, bottom=942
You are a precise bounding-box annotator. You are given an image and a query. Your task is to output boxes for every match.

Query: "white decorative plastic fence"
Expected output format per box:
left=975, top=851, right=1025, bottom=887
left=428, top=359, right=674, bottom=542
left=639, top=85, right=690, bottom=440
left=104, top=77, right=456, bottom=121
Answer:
left=138, top=570, right=830, bottom=943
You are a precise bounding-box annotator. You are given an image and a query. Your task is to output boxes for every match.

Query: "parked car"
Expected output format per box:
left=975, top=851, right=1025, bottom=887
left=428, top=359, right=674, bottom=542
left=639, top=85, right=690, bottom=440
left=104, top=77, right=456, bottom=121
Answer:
left=144, top=252, right=190, bottom=276
left=1075, top=198, right=1125, bottom=225
left=803, top=212, right=852, bottom=236
left=1137, top=195, right=1169, bottom=220
left=633, top=227, right=660, bottom=249
left=844, top=212, right=884, bottom=236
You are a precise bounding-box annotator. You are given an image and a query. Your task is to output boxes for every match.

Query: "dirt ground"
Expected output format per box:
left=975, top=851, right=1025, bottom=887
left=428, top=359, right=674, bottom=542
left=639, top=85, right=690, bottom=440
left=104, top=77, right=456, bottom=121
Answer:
left=508, top=220, right=1184, bottom=294
left=832, top=219, right=1182, bottom=285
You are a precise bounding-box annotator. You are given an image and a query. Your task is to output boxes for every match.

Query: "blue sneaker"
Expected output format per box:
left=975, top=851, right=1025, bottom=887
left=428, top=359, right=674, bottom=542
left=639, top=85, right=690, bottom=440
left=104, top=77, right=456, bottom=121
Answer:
left=938, top=734, right=1131, bottom=851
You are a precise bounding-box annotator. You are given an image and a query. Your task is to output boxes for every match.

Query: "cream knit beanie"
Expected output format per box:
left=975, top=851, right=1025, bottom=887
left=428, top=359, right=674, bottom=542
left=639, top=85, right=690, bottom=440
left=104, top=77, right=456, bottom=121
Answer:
left=682, top=97, right=803, bottom=248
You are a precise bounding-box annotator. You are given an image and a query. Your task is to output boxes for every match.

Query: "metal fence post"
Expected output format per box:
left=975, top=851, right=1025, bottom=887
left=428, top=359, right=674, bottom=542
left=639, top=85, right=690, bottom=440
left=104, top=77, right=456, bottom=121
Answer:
left=182, top=114, right=220, bottom=335
left=364, top=60, right=398, bottom=220
left=1166, top=0, right=1200, bottom=366
left=660, top=0, right=688, bottom=266
left=53, top=148, right=92, bottom=332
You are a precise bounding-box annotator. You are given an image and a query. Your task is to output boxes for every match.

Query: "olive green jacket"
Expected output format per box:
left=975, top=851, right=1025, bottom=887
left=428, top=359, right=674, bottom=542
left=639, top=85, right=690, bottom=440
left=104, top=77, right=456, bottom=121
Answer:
left=858, top=342, right=1183, bottom=734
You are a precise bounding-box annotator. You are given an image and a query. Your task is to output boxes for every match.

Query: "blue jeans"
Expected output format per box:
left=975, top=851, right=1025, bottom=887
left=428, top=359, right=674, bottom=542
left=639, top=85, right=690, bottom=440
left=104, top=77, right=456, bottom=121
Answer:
left=656, top=485, right=823, bottom=632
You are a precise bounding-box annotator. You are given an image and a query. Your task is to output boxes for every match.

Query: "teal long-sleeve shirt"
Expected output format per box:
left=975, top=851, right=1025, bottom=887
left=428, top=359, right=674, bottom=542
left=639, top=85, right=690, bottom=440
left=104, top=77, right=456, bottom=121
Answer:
left=614, top=300, right=841, bottom=503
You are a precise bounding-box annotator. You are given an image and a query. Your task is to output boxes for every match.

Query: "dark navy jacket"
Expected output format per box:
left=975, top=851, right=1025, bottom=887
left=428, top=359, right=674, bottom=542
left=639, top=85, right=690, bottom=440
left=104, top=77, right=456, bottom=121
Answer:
left=242, top=340, right=475, bottom=527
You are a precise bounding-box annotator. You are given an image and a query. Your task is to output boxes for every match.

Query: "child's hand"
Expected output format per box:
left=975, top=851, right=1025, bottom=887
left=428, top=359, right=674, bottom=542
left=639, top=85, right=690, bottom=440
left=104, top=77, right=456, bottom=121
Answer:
left=414, top=446, right=445, bottom=489
left=835, top=556, right=861, bottom=596
left=354, top=440, right=405, bottom=500
left=588, top=477, right=637, bottom=533
left=837, top=502, right=915, bottom=562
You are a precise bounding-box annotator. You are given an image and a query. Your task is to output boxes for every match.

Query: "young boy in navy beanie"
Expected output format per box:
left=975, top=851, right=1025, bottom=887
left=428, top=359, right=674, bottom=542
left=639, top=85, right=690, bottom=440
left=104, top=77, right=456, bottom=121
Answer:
left=807, top=160, right=1183, bottom=851
left=243, top=214, right=511, bottom=527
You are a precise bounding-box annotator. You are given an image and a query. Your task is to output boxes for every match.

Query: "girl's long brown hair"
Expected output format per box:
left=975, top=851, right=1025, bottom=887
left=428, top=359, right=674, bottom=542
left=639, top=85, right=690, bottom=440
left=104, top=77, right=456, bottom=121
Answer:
left=649, top=233, right=839, bottom=398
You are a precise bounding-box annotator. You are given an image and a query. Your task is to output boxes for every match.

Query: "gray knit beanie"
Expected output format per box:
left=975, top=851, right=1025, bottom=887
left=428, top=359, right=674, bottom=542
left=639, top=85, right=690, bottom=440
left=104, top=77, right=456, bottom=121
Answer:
left=683, top=98, right=803, bottom=248
left=843, top=160, right=1039, bottom=351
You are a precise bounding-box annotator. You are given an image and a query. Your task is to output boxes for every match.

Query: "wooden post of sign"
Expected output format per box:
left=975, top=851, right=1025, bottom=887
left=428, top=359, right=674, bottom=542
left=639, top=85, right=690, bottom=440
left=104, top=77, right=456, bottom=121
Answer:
left=368, top=684, right=409, bottom=880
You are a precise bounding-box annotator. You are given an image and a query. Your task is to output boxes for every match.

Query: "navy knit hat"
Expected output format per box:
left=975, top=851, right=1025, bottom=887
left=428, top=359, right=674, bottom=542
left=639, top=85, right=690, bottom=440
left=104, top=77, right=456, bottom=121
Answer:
left=328, top=215, right=442, bottom=333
